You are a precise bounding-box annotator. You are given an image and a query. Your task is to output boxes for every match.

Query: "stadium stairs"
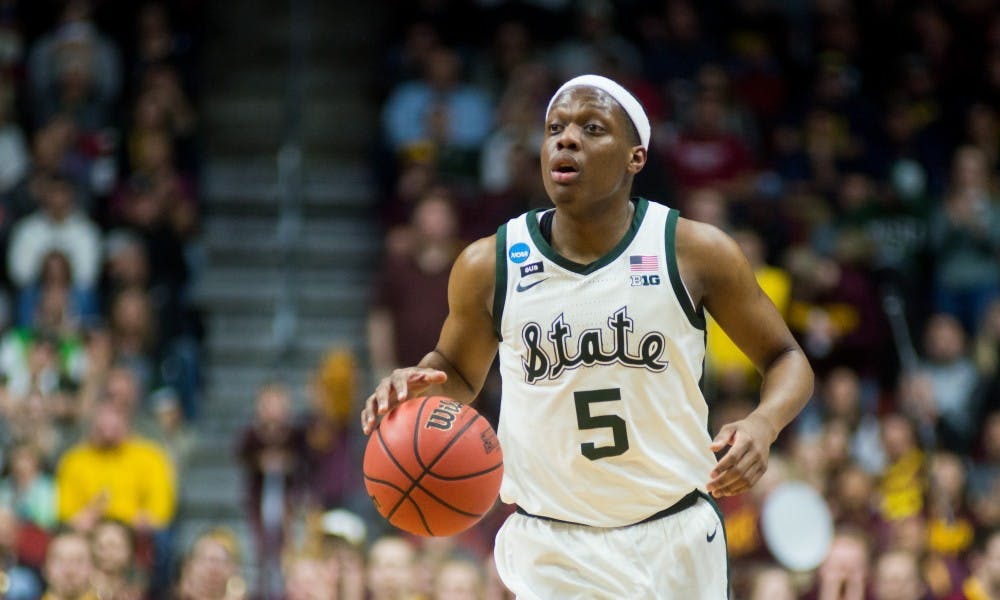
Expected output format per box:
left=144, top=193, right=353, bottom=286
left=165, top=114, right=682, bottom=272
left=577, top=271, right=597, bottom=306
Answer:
left=180, top=0, right=382, bottom=580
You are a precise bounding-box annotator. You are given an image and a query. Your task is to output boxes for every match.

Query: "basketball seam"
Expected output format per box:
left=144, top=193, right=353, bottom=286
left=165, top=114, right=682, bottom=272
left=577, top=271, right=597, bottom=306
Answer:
left=412, top=397, right=431, bottom=471
left=362, top=474, right=408, bottom=494
left=411, top=483, right=486, bottom=518
left=384, top=405, right=484, bottom=522
left=375, top=426, right=418, bottom=488
left=366, top=468, right=436, bottom=536
left=407, top=496, right=434, bottom=536
left=424, top=461, right=503, bottom=481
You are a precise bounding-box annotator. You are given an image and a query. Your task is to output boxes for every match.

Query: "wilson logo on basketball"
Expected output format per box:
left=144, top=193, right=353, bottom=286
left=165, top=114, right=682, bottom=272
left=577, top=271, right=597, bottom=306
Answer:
left=425, top=400, right=464, bottom=430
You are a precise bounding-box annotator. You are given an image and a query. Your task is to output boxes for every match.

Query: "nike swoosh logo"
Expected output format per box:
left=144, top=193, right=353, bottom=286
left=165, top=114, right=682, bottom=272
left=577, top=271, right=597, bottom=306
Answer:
left=707, top=525, right=718, bottom=543
left=516, top=278, right=549, bottom=292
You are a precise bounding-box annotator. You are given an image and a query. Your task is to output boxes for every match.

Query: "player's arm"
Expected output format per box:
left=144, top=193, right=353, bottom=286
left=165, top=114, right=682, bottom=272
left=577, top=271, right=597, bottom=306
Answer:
left=362, top=236, right=498, bottom=435
left=677, top=218, right=814, bottom=497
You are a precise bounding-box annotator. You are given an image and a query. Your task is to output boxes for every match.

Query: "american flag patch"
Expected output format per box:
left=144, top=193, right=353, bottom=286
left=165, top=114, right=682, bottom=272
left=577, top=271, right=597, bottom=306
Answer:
left=629, top=255, right=659, bottom=272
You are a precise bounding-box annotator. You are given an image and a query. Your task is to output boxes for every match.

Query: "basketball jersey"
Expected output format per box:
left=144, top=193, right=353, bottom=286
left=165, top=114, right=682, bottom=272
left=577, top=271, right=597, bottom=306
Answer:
left=493, top=198, right=716, bottom=527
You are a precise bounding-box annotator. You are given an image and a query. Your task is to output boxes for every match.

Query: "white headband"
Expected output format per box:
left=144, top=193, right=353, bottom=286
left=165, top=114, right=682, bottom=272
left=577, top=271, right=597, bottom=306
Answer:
left=545, top=74, right=651, bottom=148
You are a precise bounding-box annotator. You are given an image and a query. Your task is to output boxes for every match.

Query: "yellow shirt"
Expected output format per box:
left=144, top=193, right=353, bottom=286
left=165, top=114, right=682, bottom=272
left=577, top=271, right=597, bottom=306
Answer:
left=707, top=265, right=792, bottom=379
left=55, top=436, right=176, bottom=528
left=42, top=592, right=99, bottom=600
left=879, top=449, right=925, bottom=521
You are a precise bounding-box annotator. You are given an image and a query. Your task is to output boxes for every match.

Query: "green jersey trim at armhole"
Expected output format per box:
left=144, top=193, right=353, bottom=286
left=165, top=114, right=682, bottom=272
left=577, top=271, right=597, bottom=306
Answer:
left=665, top=209, right=706, bottom=330
left=493, top=223, right=508, bottom=340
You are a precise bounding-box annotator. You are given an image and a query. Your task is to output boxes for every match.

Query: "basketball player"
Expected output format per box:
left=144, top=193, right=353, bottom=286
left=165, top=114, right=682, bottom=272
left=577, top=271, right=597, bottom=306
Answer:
left=362, top=75, right=814, bottom=598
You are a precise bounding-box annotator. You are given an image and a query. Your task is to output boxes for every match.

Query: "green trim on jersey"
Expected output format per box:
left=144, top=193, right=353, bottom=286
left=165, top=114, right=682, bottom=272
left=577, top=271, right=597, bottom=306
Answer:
left=493, top=224, right=508, bottom=340
left=525, top=198, right=649, bottom=275
left=699, top=491, right=732, bottom=599
left=664, top=209, right=706, bottom=330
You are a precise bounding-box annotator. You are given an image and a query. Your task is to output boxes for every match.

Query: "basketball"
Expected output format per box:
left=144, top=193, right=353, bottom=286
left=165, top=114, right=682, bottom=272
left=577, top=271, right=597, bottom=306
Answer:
left=363, top=396, right=504, bottom=536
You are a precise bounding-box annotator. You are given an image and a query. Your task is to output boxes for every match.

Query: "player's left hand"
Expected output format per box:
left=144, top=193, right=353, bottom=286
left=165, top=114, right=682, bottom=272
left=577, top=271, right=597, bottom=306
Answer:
left=707, top=414, right=778, bottom=498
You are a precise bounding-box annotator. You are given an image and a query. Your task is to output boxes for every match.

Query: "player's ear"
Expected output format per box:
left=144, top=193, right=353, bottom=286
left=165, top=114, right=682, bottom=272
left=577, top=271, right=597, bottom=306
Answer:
left=627, top=146, right=647, bottom=175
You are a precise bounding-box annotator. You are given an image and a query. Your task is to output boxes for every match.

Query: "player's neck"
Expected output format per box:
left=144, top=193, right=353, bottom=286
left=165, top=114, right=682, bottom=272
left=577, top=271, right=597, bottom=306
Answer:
left=551, top=198, right=635, bottom=264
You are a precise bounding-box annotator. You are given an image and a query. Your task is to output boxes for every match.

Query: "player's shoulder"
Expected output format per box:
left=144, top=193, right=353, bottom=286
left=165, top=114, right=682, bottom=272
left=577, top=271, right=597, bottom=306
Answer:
left=455, top=235, right=497, bottom=275
left=449, top=235, right=498, bottom=305
left=675, top=216, right=742, bottom=261
left=674, top=216, right=749, bottom=288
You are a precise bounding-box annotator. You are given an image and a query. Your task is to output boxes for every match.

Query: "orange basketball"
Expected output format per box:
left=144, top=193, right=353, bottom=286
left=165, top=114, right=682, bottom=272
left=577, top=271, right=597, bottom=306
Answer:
left=363, top=396, right=504, bottom=536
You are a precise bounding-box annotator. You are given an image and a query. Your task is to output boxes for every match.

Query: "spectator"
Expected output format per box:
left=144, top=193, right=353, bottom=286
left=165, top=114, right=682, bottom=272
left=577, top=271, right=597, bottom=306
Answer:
left=926, top=453, right=976, bottom=559
left=478, top=61, right=549, bottom=196
left=919, top=314, right=981, bottom=452
left=0, top=77, right=28, bottom=195
left=547, top=0, right=641, bottom=81
left=237, top=382, right=305, bottom=594
left=90, top=519, right=146, bottom=600
left=102, top=364, right=156, bottom=438
left=176, top=528, right=246, bottom=600
left=366, top=535, right=418, bottom=600
left=0, top=504, right=43, bottom=600
left=148, top=386, right=196, bottom=480
left=0, top=443, right=57, bottom=530
left=964, top=103, right=999, bottom=174
left=1, top=389, right=67, bottom=467
left=949, top=528, right=1000, bottom=600
left=131, top=3, right=197, bottom=85
left=432, top=557, right=484, bottom=600
left=877, top=414, right=926, bottom=525
left=639, top=0, right=720, bottom=89
left=662, top=87, right=755, bottom=200
left=4, top=115, right=89, bottom=221
left=129, top=64, right=198, bottom=171
left=368, top=190, right=463, bottom=379
left=969, top=412, right=1000, bottom=528
left=6, top=171, right=102, bottom=293
left=973, top=299, right=1000, bottom=412
left=381, top=46, right=493, bottom=174
left=872, top=550, right=926, bottom=600
left=55, top=400, right=176, bottom=533
left=804, top=528, right=871, bottom=600
left=114, top=129, right=197, bottom=242
left=41, top=530, right=97, bottom=600
left=282, top=552, right=337, bottom=600
left=929, top=146, right=1000, bottom=333
left=302, top=350, right=361, bottom=512
left=748, top=566, right=795, bottom=600
left=828, top=463, right=878, bottom=532
left=16, top=249, right=99, bottom=329
left=785, top=246, right=889, bottom=379
left=25, top=0, right=122, bottom=131
left=107, top=286, right=158, bottom=394
left=0, top=324, right=84, bottom=419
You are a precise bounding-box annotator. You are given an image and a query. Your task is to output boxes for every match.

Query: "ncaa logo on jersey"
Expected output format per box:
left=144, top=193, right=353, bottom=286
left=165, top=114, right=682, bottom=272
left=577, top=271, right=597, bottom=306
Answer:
left=509, top=243, right=531, bottom=264
left=630, top=274, right=661, bottom=287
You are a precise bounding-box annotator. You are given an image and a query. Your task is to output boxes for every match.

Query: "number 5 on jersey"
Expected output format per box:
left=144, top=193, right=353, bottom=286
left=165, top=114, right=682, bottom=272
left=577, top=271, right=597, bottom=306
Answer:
left=574, top=388, right=629, bottom=460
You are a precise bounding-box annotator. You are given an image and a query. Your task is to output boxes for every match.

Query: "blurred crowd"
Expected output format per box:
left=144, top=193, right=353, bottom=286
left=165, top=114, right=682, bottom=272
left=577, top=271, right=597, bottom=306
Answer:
left=361, top=0, right=1000, bottom=599
left=6, top=0, right=1000, bottom=599
left=0, top=0, right=208, bottom=598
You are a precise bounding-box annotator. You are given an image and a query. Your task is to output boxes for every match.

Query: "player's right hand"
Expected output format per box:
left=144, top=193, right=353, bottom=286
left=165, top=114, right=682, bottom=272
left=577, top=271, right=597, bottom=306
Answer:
left=361, top=367, right=448, bottom=435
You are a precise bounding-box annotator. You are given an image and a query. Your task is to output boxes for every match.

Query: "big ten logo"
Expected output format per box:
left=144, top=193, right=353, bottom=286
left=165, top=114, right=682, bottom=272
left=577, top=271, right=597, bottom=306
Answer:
left=425, top=400, right=464, bottom=430
left=630, top=274, right=661, bottom=287
left=480, top=429, right=499, bottom=454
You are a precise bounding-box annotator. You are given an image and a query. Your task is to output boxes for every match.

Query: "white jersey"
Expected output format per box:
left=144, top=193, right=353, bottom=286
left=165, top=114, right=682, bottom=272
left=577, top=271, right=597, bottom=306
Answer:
left=493, top=198, right=716, bottom=527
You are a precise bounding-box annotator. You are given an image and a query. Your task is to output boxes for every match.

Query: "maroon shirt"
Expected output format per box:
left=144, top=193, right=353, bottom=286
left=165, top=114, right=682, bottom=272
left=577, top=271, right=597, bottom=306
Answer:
left=373, top=251, right=452, bottom=367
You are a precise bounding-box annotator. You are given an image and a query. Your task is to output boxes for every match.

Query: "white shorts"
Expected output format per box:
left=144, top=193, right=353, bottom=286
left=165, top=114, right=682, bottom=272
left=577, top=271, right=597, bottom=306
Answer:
left=494, top=494, right=729, bottom=599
